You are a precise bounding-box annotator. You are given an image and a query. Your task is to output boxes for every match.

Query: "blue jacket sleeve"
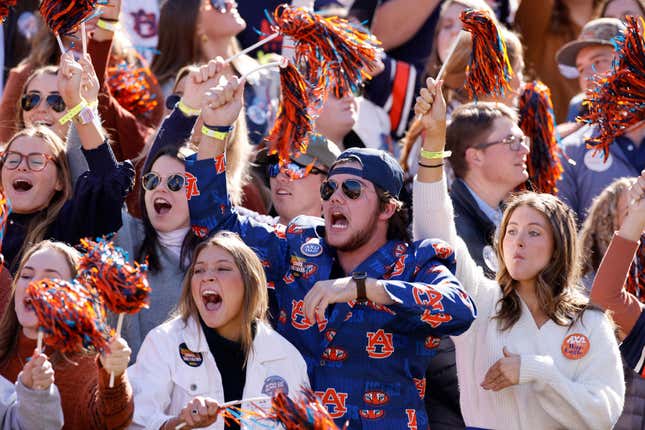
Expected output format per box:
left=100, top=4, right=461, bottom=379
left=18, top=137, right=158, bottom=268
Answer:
left=54, top=141, right=134, bottom=243
left=143, top=108, right=198, bottom=173
left=381, top=240, right=477, bottom=337
left=185, top=154, right=289, bottom=282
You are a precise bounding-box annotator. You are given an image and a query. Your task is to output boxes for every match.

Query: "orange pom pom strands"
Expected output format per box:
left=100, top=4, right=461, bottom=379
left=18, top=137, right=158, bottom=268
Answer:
left=0, top=0, right=17, bottom=22
left=270, top=5, right=381, bottom=99
left=518, top=81, right=564, bottom=194
left=25, top=278, right=110, bottom=354
left=460, top=8, right=513, bottom=100
left=579, top=16, right=645, bottom=161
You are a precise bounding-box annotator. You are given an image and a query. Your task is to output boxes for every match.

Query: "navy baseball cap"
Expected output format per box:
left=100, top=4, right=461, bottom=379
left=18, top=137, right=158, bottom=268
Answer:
left=328, top=147, right=404, bottom=198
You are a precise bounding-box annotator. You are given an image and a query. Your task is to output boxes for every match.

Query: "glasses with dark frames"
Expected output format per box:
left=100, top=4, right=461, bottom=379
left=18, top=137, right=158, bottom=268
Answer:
left=142, top=172, right=187, bottom=192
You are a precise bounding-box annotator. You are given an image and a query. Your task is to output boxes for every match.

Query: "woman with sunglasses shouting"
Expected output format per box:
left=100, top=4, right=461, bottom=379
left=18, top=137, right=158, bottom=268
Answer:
left=412, top=78, right=624, bottom=429
left=0, top=52, right=135, bottom=274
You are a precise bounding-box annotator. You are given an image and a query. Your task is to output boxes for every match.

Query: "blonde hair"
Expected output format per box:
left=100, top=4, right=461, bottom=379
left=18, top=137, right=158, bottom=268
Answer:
left=580, top=177, right=636, bottom=275
left=176, top=231, right=268, bottom=361
left=494, top=192, right=589, bottom=330
left=1, top=127, right=73, bottom=267
left=0, top=240, right=81, bottom=365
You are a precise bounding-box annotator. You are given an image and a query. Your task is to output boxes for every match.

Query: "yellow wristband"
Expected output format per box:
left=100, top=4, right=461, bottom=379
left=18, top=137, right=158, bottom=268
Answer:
left=96, top=19, right=119, bottom=32
left=420, top=149, right=452, bottom=160
left=59, top=99, right=88, bottom=125
left=177, top=100, right=201, bottom=117
left=201, top=125, right=230, bottom=140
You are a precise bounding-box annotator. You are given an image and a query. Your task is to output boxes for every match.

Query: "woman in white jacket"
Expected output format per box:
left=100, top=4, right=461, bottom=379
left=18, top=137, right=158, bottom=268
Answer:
left=128, top=231, right=309, bottom=430
left=410, top=78, right=624, bottom=429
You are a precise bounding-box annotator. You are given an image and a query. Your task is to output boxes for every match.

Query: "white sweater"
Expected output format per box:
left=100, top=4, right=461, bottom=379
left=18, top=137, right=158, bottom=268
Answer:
left=412, top=177, right=625, bottom=430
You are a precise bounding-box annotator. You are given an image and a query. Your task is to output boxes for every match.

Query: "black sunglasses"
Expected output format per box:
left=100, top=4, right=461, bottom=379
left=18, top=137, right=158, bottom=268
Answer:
left=142, top=172, right=186, bottom=192
left=21, top=92, right=66, bottom=113
left=165, top=94, right=181, bottom=111
left=320, top=179, right=364, bottom=201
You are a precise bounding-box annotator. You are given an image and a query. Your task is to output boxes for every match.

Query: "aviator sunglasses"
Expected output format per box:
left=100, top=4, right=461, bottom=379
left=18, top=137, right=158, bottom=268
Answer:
left=21, top=92, right=66, bottom=113
left=142, top=172, right=186, bottom=192
left=320, top=178, right=366, bottom=201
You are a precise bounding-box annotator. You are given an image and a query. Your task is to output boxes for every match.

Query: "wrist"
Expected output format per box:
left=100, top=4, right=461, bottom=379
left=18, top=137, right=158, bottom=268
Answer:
left=177, top=99, right=201, bottom=117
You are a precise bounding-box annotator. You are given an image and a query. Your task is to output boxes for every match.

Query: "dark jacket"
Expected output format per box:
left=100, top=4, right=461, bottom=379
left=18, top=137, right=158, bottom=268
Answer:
left=449, top=179, right=497, bottom=279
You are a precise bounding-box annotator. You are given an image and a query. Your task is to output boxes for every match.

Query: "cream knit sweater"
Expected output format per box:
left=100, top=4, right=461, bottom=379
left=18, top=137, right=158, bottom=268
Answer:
left=412, top=177, right=625, bottom=430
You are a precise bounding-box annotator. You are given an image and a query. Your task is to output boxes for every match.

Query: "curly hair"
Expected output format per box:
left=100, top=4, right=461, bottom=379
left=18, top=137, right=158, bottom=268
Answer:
left=494, top=192, right=589, bottom=331
left=579, top=177, right=636, bottom=276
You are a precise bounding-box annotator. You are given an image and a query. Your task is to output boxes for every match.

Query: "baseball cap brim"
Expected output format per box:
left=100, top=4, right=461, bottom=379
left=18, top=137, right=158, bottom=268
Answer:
left=556, top=39, right=615, bottom=69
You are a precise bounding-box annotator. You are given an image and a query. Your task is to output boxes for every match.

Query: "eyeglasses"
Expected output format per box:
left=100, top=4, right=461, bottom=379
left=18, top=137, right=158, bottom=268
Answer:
left=209, top=0, right=236, bottom=12
left=21, top=92, right=66, bottom=113
left=165, top=93, right=181, bottom=111
left=474, top=134, right=529, bottom=151
left=268, top=162, right=326, bottom=180
left=1, top=151, right=57, bottom=171
left=142, top=172, right=186, bottom=192
left=320, top=178, right=366, bottom=201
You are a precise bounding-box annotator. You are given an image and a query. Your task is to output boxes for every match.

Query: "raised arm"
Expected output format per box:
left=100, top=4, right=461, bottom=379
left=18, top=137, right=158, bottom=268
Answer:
left=186, top=76, right=290, bottom=282
left=590, top=171, right=645, bottom=332
left=412, top=77, right=487, bottom=300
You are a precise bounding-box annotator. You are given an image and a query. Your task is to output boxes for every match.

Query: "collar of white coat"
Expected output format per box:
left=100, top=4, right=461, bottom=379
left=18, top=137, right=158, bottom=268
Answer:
left=184, top=316, right=289, bottom=363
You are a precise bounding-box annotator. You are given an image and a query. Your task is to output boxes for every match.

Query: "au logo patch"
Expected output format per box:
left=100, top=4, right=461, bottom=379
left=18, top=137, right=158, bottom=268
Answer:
left=561, top=333, right=590, bottom=360
left=300, top=240, right=323, bottom=257
left=179, top=342, right=203, bottom=367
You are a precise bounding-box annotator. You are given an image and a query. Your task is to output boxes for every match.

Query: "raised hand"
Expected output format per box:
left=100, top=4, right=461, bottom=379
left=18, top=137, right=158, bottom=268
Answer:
left=100, top=336, right=132, bottom=378
left=58, top=51, right=85, bottom=107
left=200, top=76, right=245, bottom=128
left=20, top=351, right=55, bottom=391
left=78, top=54, right=100, bottom=105
left=619, top=170, right=645, bottom=241
left=414, top=77, right=447, bottom=144
left=180, top=59, right=229, bottom=112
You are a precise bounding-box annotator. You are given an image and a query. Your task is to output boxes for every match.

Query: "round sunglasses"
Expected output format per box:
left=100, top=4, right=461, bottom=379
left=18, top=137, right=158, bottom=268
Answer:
left=21, top=92, right=66, bottom=113
left=320, top=178, right=365, bottom=201
left=1, top=151, right=57, bottom=171
left=142, top=172, right=186, bottom=192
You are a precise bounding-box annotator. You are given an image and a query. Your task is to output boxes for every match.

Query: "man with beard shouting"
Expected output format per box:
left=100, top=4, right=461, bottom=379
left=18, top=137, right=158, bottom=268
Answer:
left=185, top=75, right=477, bottom=429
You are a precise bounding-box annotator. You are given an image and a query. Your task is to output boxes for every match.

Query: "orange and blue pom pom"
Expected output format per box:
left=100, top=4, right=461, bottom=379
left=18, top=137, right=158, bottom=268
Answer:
left=26, top=278, right=110, bottom=354
left=518, top=81, right=563, bottom=194
left=39, top=0, right=100, bottom=36
left=78, top=237, right=151, bottom=315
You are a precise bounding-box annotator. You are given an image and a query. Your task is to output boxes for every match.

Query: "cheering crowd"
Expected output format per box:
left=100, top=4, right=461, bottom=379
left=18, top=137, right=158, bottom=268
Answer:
left=0, top=0, right=644, bottom=428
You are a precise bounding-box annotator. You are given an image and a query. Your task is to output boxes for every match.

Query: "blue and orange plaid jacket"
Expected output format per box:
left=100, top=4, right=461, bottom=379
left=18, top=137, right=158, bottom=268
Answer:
left=186, top=154, right=477, bottom=429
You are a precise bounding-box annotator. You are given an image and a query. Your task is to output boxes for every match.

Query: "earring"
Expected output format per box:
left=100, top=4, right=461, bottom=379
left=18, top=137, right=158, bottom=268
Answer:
left=200, top=33, right=208, bottom=44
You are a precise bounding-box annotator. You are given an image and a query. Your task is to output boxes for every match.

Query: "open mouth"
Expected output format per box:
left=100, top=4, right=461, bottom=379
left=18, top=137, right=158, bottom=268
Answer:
left=23, top=297, right=34, bottom=312
left=153, top=197, right=172, bottom=215
left=202, top=290, right=223, bottom=311
left=275, top=189, right=291, bottom=197
left=12, top=179, right=33, bottom=192
left=33, top=120, right=53, bottom=127
left=330, top=211, right=348, bottom=229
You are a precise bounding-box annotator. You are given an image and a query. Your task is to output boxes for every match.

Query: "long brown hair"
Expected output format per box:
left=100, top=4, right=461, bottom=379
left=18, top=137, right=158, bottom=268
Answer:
left=1, top=127, right=73, bottom=269
left=580, top=177, right=636, bottom=275
left=175, top=231, right=268, bottom=362
left=0, top=240, right=80, bottom=365
left=494, top=192, right=589, bottom=330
